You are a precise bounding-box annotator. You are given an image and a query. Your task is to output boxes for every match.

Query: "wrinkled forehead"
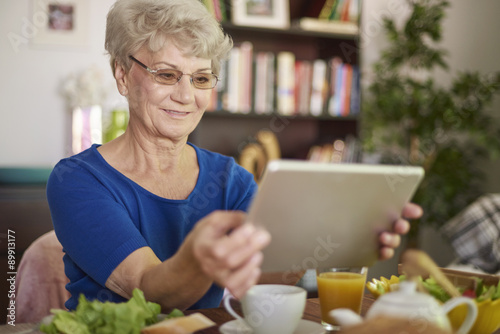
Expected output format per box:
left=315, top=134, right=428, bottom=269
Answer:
left=136, top=44, right=211, bottom=71
left=146, top=33, right=208, bottom=60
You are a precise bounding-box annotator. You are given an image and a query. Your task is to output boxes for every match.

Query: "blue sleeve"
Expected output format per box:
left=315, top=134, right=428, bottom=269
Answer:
left=223, top=157, right=258, bottom=212
left=46, top=159, right=148, bottom=286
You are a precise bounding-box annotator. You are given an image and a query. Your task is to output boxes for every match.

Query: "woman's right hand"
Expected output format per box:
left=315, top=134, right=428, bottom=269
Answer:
left=188, top=210, right=271, bottom=299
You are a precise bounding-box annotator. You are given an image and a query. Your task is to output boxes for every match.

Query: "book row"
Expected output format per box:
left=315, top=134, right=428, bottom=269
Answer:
left=201, top=0, right=361, bottom=25
left=207, top=42, right=360, bottom=118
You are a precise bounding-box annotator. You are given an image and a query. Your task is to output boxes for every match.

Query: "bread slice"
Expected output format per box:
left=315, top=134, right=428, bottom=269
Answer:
left=141, top=313, right=216, bottom=334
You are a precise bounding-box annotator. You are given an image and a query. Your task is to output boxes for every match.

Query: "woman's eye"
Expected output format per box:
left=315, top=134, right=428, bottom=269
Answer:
left=193, top=75, right=210, bottom=83
left=159, top=72, right=177, bottom=80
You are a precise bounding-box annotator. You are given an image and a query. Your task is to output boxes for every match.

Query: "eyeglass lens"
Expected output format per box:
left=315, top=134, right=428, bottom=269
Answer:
left=155, top=69, right=217, bottom=89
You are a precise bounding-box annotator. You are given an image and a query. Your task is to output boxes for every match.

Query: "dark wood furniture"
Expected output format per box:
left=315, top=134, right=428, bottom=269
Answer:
left=0, top=296, right=374, bottom=333
left=190, top=2, right=361, bottom=160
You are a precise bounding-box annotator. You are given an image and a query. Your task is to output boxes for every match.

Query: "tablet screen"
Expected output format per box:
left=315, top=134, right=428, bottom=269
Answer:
left=247, top=160, right=425, bottom=274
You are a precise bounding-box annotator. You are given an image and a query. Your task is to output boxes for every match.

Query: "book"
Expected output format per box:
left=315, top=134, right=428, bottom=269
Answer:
left=327, top=57, right=343, bottom=117
left=348, top=0, right=360, bottom=23
left=295, top=60, right=313, bottom=116
left=310, top=59, right=328, bottom=117
left=213, top=0, right=227, bottom=22
left=295, top=17, right=358, bottom=35
left=342, top=135, right=361, bottom=163
left=254, top=52, right=275, bottom=115
left=216, top=58, right=228, bottom=111
left=349, top=65, right=360, bottom=115
left=341, top=63, right=353, bottom=116
left=265, top=53, right=276, bottom=113
left=276, top=52, right=295, bottom=116
left=304, top=0, right=330, bottom=18
left=225, top=46, right=241, bottom=112
left=329, top=63, right=345, bottom=116
left=319, top=0, right=338, bottom=20
left=202, top=0, right=215, bottom=18
left=240, top=41, right=253, bottom=114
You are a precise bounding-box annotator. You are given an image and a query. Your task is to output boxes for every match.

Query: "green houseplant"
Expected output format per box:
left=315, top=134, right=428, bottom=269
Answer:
left=361, top=0, right=500, bottom=242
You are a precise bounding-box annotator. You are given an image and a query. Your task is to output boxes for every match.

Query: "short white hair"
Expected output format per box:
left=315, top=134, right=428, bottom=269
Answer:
left=105, top=0, right=233, bottom=75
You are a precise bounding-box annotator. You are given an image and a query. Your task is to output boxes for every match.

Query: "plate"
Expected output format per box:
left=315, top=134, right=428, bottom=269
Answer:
left=219, top=319, right=325, bottom=334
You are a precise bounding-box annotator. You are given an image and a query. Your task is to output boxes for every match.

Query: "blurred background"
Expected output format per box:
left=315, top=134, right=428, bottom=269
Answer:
left=0, top=0, right=499, bottom=314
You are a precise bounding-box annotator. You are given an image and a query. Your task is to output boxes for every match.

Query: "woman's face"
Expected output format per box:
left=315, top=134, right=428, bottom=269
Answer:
left=123, top=40, right=212, bottom=143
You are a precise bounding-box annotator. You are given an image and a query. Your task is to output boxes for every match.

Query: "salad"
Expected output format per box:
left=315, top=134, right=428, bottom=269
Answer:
left=40, top=288, right=183, bottom=334
left=367, top=274, right=500, bottom=303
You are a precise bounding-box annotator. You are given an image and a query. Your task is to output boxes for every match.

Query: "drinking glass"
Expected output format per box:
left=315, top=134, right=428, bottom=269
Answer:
left=316, top=266, right=368, bottom=331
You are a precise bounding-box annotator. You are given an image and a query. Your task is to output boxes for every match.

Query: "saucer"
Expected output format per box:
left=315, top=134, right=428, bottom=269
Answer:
left=219, top=319, right=325, bottom=334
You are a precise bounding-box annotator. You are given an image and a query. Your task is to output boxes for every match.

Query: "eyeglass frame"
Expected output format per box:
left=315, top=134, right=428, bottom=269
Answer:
left=128, top=55, right=219, bottom=90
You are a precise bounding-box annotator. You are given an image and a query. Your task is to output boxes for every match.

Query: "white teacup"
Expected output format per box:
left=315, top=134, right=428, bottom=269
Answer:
left=224, top=284, right=307, bottom=334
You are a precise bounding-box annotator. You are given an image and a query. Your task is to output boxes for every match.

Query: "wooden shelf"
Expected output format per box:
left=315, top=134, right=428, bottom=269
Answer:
left=204, top=109, right=359, bottom=122
left=191, top=2, right=362, bottom=161
left=221, top=22, right=359, bottom=40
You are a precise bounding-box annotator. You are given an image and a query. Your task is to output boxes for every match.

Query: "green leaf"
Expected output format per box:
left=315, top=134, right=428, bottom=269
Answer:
left=493, top=281, right=500, bottom=300
left=477, top=286, right=496, bottom=302
left=40, top=289, right=168, bottom=334
left=422, top=277, right=451, bottom=303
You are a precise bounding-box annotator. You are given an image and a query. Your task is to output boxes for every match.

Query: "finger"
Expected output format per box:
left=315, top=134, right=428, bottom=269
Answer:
left=379, top=232, right=401, bottom=248
left=213, top=225, right=270, bottom=267
left=212, top=223, right=256, bottom=260
left=402, top=203, right=423, bottom=219
left=379, top=246, right=395, bottom=260
left=393, top=218, right=411, bottom=235
left=206, top=210, right=247, bottom=237
left=226, top=253, right=263, bottom=299
left=194, top=211, right=247, bottom=259
left=226, top=227, right=270, bottom=268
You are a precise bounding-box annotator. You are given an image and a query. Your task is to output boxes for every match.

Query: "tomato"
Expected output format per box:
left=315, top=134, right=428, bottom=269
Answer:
left=462, top=289, right=476, bottom=298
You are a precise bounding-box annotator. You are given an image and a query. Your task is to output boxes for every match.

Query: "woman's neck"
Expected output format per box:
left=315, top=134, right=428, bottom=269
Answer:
left=98, top=128, right=199, bottom=199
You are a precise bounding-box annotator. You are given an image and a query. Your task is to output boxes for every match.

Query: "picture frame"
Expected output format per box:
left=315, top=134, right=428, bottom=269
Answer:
left=231, top=0, right=290, bottom=29
left=31, top=0, right=90, bottom=47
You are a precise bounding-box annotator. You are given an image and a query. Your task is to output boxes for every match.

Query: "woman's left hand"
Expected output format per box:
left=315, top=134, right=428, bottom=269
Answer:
left=378, top=202, right=423, bottom=260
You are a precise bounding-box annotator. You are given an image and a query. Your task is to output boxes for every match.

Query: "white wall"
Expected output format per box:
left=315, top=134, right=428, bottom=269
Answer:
left=0, top=0, right=120, bottom=166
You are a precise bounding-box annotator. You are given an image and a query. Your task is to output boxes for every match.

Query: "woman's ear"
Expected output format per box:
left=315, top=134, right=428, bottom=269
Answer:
left=115, top=60, right=128, bottom=96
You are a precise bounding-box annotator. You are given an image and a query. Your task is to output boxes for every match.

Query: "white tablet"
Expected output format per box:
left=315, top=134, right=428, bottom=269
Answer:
left=247, top=160, right=425, bottom=273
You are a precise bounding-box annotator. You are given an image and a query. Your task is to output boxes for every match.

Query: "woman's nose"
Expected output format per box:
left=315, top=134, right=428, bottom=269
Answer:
left=171, top=75, right=195, bottom=104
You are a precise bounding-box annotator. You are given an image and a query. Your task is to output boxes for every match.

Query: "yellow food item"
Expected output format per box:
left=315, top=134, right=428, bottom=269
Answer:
left=141, top=313, right=216, bottom=334
left=366, top=275, right=401, bottom=297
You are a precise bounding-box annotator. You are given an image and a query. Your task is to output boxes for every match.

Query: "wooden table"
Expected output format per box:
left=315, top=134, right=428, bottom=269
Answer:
left=183, top=296, right=375, bottom=334
left=2, top=295, right=498, bottom=334
left=0, top=296, right=374, bottom=334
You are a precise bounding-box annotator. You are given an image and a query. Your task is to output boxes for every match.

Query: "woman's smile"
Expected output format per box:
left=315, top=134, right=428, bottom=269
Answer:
left=162, top=109, right=192, bottom=117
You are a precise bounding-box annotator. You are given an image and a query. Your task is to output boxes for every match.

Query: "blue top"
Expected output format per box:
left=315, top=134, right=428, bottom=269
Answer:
left=46, top=143, right=257, bottom=310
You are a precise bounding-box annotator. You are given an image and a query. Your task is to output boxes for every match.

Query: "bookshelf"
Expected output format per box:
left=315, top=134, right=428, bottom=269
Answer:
left=190, top=0, right=361, bottom=160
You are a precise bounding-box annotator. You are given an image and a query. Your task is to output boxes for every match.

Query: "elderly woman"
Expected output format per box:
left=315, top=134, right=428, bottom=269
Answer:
left=47, top=0, right=421, bottom=312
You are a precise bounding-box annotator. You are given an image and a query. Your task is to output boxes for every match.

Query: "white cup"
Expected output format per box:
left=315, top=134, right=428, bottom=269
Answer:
left=223, top=284, right=307, bottom=334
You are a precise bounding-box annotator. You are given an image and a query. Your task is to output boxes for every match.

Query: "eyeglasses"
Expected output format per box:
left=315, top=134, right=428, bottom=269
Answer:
left=128, top=55, right=218, bottom=90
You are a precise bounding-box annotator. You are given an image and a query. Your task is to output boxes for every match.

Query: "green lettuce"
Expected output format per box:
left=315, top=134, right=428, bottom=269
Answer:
left=40, top=289, right=181, bottom=334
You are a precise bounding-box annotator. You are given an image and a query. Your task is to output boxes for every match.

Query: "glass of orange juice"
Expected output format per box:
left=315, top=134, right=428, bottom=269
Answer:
left=316, top=266, right=368, bottom=331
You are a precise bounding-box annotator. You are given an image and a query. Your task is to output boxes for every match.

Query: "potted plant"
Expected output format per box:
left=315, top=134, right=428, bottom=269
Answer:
left=361, top=0, right=500, bottom=244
